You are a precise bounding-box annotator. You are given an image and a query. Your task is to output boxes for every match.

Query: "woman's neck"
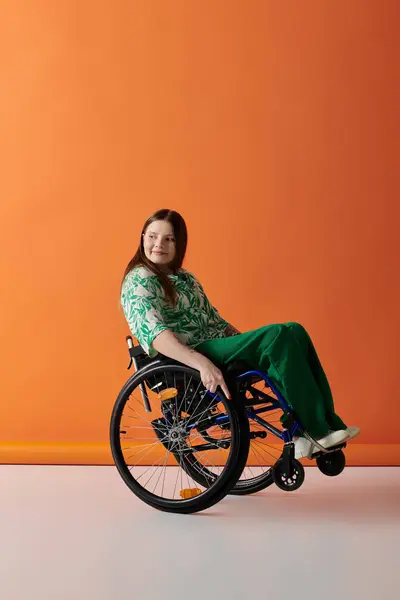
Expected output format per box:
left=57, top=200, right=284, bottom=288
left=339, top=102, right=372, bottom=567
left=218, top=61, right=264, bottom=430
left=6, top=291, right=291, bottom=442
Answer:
left=154, top=263, right=174, bottom=275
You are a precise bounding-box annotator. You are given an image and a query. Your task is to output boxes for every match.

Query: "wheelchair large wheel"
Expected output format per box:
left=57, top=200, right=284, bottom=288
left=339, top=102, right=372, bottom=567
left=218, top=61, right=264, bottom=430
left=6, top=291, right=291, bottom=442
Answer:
left=110, top=364, right=250, bottom=514
left=179, top=377, right=285, bottom=496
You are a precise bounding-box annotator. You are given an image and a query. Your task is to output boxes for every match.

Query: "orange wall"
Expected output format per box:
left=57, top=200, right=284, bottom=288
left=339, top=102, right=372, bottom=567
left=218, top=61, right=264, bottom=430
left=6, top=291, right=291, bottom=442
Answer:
left=1, top=1, right=399, bottom=463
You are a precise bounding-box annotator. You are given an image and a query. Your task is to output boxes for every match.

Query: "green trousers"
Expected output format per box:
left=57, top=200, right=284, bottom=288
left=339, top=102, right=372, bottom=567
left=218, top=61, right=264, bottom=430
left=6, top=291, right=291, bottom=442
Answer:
left=196, top=322, right=347, bottom=438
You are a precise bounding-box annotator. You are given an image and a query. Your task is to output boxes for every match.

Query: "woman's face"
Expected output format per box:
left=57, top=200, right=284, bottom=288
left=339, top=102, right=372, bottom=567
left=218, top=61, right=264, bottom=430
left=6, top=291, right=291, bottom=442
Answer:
left=143, top=220, right=176, bottom=268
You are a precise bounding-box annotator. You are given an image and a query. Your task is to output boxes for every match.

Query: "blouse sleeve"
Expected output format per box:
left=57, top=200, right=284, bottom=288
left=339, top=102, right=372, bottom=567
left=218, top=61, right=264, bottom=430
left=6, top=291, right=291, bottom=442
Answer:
left=121, top=271, right=169, bottom=357
left=191, top=274, right=229, bottom=331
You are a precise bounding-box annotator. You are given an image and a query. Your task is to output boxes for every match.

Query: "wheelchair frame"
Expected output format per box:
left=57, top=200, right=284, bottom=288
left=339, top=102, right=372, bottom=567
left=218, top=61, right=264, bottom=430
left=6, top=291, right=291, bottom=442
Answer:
left=109, top=336, right=349, bottom=513
left=125, top=336, right=346, bottom=462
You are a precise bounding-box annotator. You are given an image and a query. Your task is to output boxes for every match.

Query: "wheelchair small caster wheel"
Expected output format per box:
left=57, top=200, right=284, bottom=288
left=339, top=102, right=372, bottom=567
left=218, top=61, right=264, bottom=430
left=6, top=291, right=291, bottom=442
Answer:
left=316, top=449, right=346, bottom=477
left=272, top=458, right=305, bottom=491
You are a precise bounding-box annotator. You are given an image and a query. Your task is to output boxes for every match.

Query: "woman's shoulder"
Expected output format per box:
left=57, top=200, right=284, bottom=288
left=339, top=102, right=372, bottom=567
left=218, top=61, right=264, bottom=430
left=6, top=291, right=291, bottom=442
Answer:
left=132, top=265, right=156, bottom=278
left=122, top=266, right=161, bottom=294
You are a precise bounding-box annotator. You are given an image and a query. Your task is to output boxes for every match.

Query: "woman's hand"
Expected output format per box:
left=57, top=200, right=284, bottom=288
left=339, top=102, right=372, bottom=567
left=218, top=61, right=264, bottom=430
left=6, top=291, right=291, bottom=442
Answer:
left=198, top=357, right=231, bottom=400
left=152, top=330, right=231, bottom=399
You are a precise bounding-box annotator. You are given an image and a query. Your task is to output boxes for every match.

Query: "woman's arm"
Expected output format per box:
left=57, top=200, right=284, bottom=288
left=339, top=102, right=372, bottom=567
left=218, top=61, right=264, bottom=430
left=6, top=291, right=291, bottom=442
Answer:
left=122, top=270, right=231, bottom=399
left=152, top=330, right=231, bottom=399
left=193, top=278, right=240, bottom=338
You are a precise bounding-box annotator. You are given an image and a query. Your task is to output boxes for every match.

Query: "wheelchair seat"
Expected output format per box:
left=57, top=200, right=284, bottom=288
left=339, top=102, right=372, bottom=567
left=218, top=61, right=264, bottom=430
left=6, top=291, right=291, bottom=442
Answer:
left=128, top=340, right=261, bottom=385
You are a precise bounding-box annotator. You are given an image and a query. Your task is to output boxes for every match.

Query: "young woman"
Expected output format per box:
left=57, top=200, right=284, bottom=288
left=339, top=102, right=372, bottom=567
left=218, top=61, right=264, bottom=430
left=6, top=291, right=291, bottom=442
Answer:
left=120, top=209, right=360, bottom=458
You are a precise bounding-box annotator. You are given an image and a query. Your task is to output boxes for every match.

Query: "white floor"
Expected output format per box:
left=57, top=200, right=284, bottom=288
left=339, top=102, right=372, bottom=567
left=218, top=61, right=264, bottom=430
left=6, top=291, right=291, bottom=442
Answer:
left=1, top=466, right=399, bottom=600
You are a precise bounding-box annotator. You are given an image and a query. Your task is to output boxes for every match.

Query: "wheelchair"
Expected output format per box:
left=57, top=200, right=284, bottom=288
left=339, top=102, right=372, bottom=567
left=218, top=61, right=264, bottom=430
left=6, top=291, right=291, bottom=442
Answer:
left=110, top=336, right=347, bottom=514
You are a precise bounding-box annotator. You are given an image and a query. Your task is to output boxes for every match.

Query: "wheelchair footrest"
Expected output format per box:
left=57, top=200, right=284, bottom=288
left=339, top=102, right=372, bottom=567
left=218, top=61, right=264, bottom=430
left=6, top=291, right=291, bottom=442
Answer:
left=311, top=441, right=347, bottom=460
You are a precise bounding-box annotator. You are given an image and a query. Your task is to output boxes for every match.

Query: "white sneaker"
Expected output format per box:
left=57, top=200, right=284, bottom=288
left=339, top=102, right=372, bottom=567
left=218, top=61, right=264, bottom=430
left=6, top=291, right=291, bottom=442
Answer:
left=294, top=437, right=313, bottom=459
left=294, top=429, right=349, bottom=459
left=345, top=426, right=360, bottom=440
left=315, top=429, right=349, bottom=450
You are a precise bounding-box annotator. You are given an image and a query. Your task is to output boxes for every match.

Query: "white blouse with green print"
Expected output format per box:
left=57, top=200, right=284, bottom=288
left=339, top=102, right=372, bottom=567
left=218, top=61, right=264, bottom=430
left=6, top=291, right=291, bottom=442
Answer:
left=121, top=266, right=230, bottom=357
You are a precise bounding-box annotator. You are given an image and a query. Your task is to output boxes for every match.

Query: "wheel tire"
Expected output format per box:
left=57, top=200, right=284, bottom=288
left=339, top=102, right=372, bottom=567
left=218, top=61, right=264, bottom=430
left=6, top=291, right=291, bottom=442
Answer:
left=272, top=458, right=305, bottom=491
left=316, top=450, right=346, bottom=477
left=110, top=364, right=250, bottom=514
left=229, top=469, right=275, bottom=495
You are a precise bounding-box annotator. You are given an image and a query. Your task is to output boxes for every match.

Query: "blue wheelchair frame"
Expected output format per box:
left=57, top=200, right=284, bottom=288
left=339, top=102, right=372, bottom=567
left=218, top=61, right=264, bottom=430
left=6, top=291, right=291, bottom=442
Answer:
left=177, top=369, right=302, bottom=446
left=217, top=369, right=301, bottom=443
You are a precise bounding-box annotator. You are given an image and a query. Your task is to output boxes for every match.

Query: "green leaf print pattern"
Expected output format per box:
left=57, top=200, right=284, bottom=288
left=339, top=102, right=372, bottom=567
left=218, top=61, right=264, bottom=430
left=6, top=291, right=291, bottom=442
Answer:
left=121, top=266, right=229, bottom=357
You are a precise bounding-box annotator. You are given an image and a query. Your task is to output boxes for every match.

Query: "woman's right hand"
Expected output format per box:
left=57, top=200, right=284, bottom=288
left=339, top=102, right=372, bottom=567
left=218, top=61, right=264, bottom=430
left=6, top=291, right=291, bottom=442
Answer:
left=152, top=330, right=231, bottom=399
left=198, top=357, right=231, bottom=400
